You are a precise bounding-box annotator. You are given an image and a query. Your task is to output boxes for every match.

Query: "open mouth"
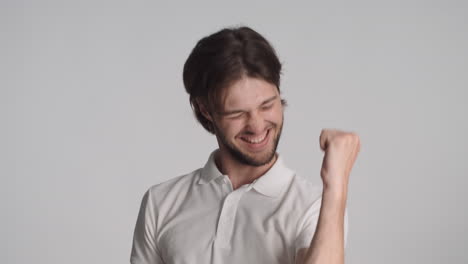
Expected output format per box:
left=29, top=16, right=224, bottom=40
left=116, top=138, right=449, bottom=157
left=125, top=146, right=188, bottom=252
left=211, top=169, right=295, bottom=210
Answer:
left=239, top=129, right=270, bottom=150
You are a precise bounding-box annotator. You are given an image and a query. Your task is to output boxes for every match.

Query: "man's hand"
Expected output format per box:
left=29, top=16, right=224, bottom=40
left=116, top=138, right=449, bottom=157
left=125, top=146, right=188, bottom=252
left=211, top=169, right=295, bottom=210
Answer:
left=298, top=129, right=360, bottom=264
left=319, top=129, right=361, bottom=193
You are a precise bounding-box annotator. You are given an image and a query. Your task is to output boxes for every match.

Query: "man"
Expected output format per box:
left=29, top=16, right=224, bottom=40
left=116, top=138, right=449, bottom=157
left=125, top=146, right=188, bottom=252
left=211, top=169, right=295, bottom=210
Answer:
left=130, top=26, right=360, bottom=264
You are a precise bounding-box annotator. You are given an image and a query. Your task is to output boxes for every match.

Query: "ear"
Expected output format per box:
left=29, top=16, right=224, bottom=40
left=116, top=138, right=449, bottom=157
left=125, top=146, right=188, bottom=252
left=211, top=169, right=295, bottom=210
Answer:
left=196, top=98, right=213, bottom=122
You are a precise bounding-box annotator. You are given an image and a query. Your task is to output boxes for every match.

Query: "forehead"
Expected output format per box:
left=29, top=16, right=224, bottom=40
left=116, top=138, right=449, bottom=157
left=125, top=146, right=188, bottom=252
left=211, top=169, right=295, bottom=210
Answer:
left=219, top=77, right=279, bottom=110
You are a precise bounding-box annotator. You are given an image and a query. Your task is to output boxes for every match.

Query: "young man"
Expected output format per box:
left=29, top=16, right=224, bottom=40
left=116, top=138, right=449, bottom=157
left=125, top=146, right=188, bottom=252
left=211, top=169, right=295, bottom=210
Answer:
left=130, top=26, right=360, bottom=264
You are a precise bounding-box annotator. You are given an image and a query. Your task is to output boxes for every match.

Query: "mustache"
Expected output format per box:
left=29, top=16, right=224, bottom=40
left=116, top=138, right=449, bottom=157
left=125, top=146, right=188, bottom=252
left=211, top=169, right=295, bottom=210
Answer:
left=238, top=124, right=276, bottom=136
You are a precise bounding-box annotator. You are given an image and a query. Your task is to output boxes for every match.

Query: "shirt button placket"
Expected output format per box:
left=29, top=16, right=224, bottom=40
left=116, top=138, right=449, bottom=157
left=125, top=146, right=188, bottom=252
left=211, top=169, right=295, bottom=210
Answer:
left=214, top=184, right=250, bottom=249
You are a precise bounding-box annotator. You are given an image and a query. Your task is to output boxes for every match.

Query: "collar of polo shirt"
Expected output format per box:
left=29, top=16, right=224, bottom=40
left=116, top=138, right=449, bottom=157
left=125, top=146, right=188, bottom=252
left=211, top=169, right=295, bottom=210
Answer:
left=197, top=149, right=296, bottom=198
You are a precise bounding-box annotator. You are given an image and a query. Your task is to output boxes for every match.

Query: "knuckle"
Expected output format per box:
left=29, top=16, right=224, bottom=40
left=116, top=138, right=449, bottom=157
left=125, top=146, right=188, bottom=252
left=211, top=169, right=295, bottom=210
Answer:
left=320, top=129, right=360, bottom=148
left=334, top=136, right=347, bottom=146
left=351, top=133, right=360, bottom=144
left=342, top=133, right=353, bottom=142
left=338, top=132, right=359, bottom=145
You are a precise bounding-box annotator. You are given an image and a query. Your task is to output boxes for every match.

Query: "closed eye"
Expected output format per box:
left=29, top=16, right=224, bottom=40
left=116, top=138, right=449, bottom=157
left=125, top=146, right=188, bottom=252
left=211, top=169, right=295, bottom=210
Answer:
left=261, top=104, right=274, bottom=110
left=226, top=112, right=244, bottom=119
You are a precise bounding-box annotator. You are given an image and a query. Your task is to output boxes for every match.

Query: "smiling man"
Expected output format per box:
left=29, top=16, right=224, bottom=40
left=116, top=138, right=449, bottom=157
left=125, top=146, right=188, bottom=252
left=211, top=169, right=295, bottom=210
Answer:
left=130, top=26, right=360, bottom=264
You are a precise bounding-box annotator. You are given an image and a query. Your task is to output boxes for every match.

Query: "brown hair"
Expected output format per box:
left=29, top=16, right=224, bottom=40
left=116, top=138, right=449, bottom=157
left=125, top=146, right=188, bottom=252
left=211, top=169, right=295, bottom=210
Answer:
left=183, top=26, right=286, bottom=134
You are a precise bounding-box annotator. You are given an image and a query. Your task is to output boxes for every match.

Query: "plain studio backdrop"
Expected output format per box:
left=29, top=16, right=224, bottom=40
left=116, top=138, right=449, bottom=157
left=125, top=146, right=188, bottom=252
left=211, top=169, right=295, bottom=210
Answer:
left=2, top=0, right=467, bottom=263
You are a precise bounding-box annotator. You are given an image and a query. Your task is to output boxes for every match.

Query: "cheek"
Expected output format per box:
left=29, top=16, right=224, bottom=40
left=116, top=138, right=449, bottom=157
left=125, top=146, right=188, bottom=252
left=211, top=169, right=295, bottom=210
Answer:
left=265, top=108, right=283, bottom=124
left=218, top=120, right=244, bottom=138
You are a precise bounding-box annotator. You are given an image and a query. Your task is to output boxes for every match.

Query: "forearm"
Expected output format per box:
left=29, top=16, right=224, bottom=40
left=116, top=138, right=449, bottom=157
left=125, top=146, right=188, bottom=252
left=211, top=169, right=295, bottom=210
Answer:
left=303, top=186, right=347, bottom=264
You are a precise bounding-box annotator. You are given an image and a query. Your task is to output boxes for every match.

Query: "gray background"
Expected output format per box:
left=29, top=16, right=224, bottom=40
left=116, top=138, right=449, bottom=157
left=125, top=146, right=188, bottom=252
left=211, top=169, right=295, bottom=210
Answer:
left=2, top=0, right=467, bottom=263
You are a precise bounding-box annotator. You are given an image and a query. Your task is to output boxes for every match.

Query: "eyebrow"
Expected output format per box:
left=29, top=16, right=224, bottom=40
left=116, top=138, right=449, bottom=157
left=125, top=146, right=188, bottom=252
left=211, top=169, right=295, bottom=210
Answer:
left=221, top=95, right=278, bottom=115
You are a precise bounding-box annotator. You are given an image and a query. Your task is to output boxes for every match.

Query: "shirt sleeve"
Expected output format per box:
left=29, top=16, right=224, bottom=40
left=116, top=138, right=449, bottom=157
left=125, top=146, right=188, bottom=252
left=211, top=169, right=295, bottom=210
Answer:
left=130, top=188, right=165, bottom=264
left=294, top=196, right=349, bottom=257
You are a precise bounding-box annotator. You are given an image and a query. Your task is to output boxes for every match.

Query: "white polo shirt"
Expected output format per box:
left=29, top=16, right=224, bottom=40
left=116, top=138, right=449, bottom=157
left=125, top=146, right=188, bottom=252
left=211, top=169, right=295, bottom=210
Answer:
left=130, top=149, right=347, bottom=264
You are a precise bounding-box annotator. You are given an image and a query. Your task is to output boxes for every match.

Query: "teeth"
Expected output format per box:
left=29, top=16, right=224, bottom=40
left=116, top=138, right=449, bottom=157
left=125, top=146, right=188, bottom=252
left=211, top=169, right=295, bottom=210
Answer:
left=241, top=131, right=268, bottom=144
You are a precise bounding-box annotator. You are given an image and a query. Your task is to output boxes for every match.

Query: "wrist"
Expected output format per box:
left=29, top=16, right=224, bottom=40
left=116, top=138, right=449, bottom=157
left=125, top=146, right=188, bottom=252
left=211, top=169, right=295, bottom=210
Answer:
left=322, top=184, right=348, bottom=202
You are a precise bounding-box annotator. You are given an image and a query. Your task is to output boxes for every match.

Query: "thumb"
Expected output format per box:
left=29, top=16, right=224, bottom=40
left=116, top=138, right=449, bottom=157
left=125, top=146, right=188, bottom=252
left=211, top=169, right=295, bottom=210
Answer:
left=319, top=129, right=329, bottom=151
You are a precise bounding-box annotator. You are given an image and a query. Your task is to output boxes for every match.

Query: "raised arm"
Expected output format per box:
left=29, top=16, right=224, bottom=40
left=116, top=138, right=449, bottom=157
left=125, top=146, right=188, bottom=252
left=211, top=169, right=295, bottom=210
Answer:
left=297, top=129, right=360, bottom=264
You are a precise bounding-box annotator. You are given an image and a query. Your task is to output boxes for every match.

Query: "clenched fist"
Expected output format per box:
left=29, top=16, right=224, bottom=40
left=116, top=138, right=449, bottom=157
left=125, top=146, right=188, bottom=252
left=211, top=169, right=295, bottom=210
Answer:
left=319, top=129, right=361, bottom=193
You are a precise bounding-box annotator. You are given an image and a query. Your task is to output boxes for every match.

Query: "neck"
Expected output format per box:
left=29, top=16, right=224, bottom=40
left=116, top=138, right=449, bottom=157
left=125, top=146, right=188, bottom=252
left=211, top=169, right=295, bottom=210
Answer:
left=214, top=148, right=277, bottom=190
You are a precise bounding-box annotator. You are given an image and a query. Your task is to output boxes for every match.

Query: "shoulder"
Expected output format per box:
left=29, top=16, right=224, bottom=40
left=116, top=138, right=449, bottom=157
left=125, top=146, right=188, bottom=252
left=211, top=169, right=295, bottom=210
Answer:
left=288, top=173, right=323, bottom=205
left=144, top=168, right=202, bottom=203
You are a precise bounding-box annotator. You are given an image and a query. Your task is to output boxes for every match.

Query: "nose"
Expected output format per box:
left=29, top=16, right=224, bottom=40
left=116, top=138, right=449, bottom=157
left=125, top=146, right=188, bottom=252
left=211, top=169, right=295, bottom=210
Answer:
left=245, top=111, right=266, bottom=134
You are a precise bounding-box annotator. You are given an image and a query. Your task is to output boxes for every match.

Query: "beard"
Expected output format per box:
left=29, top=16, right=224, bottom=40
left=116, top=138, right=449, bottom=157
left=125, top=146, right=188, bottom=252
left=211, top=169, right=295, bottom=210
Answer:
left=212, top=118, right=284, bottom=167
